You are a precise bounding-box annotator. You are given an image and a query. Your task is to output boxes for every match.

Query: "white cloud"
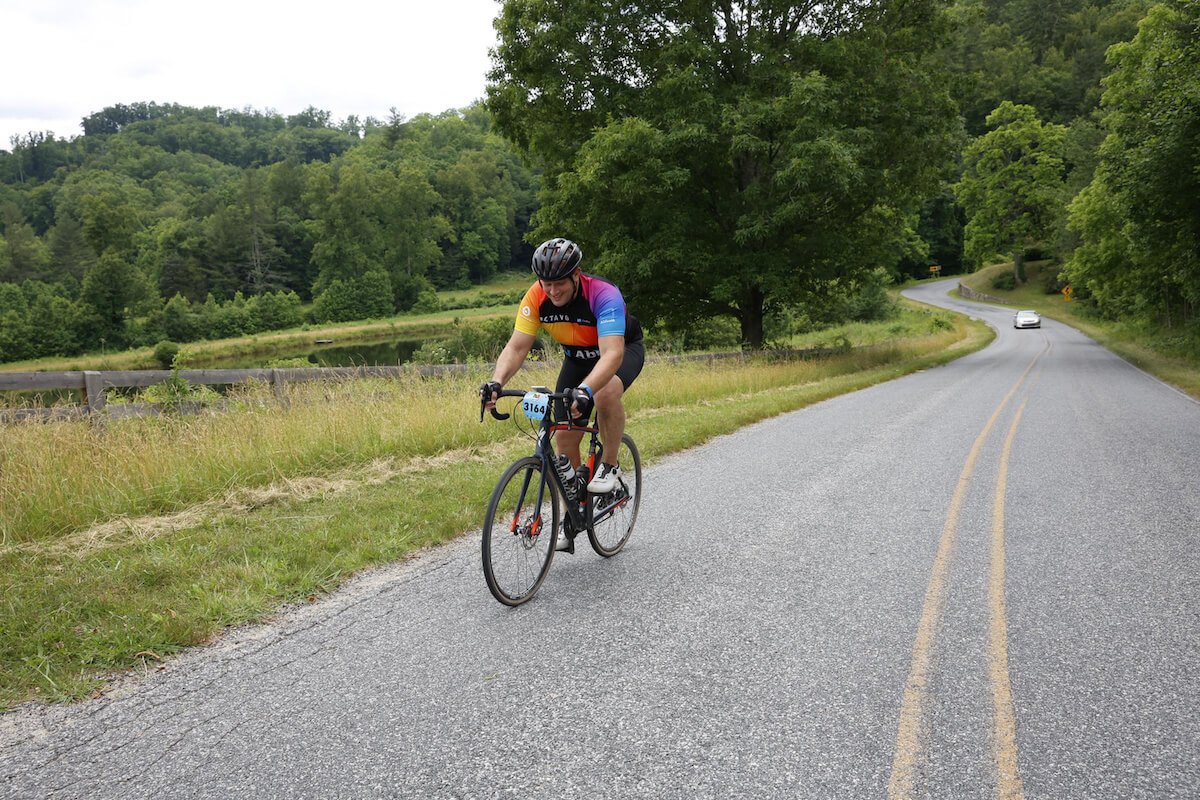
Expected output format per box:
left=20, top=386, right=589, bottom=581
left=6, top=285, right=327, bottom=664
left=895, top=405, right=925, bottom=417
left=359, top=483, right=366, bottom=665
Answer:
left=0, top=0, right=502, bottom=146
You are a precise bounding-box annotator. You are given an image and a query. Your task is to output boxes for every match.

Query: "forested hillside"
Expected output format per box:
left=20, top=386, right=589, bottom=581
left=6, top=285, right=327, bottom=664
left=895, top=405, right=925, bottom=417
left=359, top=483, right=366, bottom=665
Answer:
left=0, top=103, right=538, bottom=362
left=1, top=0, right=1196, bottom=365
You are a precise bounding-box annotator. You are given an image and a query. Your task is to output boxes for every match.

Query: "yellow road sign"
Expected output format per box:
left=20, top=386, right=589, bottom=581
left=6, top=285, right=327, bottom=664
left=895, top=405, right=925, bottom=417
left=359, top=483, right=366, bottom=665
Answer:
left=1062, top=286, right=1073, bottom=301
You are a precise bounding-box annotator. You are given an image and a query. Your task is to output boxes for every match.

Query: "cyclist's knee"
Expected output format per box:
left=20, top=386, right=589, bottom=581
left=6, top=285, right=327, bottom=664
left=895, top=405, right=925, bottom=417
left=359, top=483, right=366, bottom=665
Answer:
left=594, top=379, right=625, bottom=406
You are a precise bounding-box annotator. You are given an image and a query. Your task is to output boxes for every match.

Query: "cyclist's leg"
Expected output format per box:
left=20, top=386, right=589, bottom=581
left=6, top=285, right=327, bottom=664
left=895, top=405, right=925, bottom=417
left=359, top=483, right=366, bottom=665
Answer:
left=594, top=380, right=625, bottom=467
left=595, top=341, right=645, bottom=467
left=554, top=358, right=590, bottom=469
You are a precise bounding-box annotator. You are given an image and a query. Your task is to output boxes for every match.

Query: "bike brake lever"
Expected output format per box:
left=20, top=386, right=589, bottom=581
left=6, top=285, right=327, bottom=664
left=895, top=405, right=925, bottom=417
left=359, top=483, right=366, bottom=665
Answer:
left=480, top=392, right=510, bottom=421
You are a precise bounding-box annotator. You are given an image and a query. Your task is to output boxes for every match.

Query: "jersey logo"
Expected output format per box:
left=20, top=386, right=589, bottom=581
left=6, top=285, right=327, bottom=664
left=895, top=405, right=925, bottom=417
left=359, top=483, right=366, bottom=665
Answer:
left=521, top=305, right=532, bottom=318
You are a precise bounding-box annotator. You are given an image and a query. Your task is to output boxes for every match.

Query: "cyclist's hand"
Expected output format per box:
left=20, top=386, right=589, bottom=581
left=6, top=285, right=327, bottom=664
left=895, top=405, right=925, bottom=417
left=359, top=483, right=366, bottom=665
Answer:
left=480, top=381, right=502, bottom=419
left=569, top=385, right=593, bottom=420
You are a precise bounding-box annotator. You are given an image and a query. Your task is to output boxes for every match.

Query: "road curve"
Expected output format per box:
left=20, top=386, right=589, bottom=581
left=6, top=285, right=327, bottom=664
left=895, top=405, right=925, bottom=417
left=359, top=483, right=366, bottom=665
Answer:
left=3, top=278, right=1198, bottom=799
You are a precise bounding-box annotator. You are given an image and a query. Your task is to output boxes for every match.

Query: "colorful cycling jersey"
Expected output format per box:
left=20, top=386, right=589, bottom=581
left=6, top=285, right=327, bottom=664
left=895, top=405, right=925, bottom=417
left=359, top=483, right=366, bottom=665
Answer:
left=514, top=272, right=642, bottom=360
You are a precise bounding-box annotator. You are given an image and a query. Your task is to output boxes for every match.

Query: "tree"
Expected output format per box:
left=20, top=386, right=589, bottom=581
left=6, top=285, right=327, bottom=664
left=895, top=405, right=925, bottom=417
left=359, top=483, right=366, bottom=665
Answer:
left=79, top=251, right=152, bottom=347
left=46, top=215, right=97, bottom=280
left=955, top=102, right=1067, bottom=282
left=1, top=203, right=50, bottom=281
left=896, top=187, right=966, bottom=280
left=435, top=150, right=517, bottom=286
left=26, top=291, right=77, bottom=357
left=1064, top=0, right=1200, bottom=325
left=80, top=190, right=142, bottom=257
left=311, top=271, right=393, bottom=323
left=163, top=293, right=200, bottom=342
left=305, top=162, right=380, bottom=296
left=488, top=0, right=961, bottom=346
left=246, top=290, right=302, bottom=331
left=373, top=161, right=446, bottom=309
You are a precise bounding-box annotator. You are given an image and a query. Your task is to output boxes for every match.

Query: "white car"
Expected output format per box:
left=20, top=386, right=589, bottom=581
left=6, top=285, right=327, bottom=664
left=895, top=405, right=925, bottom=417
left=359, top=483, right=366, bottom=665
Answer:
left=1013, top=310, right=1041, bottom=329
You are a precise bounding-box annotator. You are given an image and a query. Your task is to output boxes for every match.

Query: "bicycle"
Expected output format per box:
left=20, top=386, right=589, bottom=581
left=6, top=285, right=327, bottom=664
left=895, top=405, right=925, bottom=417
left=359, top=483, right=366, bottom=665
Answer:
left=478, top=386, right=642, bottom=606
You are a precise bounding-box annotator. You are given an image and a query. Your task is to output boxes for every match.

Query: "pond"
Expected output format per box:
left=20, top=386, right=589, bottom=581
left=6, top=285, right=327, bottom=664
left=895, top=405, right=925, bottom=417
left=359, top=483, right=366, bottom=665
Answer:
left=188, top=336, right=428, bottom=370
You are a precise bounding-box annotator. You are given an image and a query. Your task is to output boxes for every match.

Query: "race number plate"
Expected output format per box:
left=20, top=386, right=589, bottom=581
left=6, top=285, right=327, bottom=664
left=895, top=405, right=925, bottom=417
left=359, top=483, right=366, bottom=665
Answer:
left=522, top=391, right=550, bottom=421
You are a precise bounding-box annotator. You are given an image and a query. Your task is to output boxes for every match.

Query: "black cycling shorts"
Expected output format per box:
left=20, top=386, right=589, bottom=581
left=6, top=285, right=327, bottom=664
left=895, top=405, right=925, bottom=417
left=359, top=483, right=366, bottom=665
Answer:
left=553, top=340, right=645, bottom=424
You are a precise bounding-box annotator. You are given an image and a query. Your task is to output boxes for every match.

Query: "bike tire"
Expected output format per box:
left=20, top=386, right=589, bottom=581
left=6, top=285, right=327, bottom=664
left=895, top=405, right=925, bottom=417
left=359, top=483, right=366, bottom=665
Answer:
left=482, top=456, right=561, bottom=606
left=586, top=434, right=641, bottom=557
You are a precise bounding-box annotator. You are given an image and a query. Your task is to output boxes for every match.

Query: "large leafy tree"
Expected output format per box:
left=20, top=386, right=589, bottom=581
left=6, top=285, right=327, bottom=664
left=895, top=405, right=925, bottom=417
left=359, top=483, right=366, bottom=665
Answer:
left=955, top=101, right=1067, bottom=281
left=1064, top=0, right=1200, bottom=325
left=487, top=0, right=961, bottom=346
left=78, top=251, right=153, bottom=347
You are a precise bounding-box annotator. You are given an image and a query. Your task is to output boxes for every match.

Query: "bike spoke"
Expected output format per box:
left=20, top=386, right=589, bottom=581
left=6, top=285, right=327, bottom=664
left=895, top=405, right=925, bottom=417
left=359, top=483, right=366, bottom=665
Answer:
left=482, top=458, right=559, bottom=605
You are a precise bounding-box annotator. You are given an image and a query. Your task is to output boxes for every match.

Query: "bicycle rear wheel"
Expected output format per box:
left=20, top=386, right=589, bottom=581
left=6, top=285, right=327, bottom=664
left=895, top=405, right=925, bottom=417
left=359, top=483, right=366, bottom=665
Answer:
left=586, top=434, right=641, bottom=557
left=482, top=456, right=560, bottom=605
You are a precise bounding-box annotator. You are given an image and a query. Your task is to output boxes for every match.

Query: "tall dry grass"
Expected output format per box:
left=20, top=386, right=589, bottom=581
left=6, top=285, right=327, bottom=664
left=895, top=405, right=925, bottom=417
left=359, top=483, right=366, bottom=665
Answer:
left=0, top=364, right=555, bottom=545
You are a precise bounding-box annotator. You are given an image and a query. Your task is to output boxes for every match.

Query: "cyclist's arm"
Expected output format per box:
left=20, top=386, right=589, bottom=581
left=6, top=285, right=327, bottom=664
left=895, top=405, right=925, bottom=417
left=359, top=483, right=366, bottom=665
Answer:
left=487, top=330, right=537, bottom=402
left=579, top=334, right=625, bottom=397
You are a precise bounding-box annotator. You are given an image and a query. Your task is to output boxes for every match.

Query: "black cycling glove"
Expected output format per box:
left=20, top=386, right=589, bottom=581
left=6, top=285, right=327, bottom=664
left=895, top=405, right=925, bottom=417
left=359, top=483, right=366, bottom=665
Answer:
left=480, top=381, right=502, bottom=401
left=570, top=385, right=594, bottom=419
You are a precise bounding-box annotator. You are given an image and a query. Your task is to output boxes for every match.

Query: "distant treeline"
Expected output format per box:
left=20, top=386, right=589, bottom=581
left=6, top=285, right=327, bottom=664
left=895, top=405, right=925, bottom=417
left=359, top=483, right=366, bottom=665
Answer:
left=0, top=102, right=538, bottom=361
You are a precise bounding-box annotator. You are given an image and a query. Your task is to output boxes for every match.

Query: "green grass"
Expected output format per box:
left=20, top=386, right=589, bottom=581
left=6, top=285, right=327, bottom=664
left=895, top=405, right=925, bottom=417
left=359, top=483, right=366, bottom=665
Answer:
left=957, top=262, right=1200, bottom=399
left=0, top=308, right=991, bottom=707
left=436, top=270, right=531, bottom=305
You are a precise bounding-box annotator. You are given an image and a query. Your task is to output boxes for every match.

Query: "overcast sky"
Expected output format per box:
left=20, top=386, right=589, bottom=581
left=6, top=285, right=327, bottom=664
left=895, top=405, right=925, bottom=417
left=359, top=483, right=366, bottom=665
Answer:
left=1, top=0, right=503, bottom=148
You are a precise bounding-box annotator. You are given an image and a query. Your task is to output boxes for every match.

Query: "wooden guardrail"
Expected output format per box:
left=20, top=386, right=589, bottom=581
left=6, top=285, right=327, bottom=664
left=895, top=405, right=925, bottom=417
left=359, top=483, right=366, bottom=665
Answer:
left=0, top=364, right=472, bottom=424
left=0, top=346, right=842, bottom=425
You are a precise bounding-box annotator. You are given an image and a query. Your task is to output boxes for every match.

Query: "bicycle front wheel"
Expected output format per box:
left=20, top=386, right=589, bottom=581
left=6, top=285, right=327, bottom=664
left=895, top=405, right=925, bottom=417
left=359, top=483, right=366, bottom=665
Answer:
left=482, top=456, right=561, bottom=605
left=586, top=434, right=642, bottom=557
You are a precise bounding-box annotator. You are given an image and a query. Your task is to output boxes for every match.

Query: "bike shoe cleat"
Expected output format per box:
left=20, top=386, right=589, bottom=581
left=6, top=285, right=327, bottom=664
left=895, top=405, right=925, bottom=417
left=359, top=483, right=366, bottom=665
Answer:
left=587, top=463, right=621, bottom=494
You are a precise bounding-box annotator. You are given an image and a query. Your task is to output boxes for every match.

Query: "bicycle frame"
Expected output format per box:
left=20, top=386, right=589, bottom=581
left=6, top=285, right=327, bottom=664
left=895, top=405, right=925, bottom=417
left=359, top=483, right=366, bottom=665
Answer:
left=484, top=387, right=619, bottom=548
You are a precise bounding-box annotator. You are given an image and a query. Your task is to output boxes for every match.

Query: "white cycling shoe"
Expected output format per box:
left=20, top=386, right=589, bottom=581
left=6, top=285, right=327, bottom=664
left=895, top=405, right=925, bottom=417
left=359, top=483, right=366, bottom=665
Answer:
left=587, top=463, right=620, bottom=494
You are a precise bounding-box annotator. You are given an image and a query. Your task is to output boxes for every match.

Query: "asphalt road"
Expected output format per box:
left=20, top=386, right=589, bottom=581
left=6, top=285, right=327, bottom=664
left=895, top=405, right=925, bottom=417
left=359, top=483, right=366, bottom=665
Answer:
left=3, top=278, right=1198, bottom=799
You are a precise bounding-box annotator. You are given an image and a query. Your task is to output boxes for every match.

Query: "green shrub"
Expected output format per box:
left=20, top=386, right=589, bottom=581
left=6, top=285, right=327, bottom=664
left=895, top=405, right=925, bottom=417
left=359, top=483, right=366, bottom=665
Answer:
left=991, top=271, right=1016, bottom=291
left=412, top=290, right=441, bottom=315
left=845, top=270, right=898, bottom=322
left=311, top=272, right=394, bottom=323
left=153, top=339, right=181, bottom=368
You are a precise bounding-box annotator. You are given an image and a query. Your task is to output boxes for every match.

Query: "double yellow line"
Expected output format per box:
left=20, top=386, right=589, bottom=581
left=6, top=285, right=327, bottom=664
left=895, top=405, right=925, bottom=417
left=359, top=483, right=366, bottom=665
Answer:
left=889, top=339, right=1050, bottom=799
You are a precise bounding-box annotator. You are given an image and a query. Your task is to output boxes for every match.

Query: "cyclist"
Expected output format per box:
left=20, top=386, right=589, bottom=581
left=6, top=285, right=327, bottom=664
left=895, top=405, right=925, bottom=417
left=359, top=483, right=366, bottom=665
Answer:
left=481, top=237, right=644, bottom=505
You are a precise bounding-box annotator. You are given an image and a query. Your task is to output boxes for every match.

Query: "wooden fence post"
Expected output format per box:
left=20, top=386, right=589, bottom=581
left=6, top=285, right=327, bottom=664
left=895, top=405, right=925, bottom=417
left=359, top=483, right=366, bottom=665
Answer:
left=82, top=371, right=106, bottom=414
left=271, top=369, right=289, bottom=408
left=82, top=371, right=106, bottom=430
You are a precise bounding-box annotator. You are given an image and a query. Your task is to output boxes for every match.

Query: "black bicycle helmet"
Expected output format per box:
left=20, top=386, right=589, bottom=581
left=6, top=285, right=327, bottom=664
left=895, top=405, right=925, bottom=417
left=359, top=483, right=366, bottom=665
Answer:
left=531, top=238, right=583, bottom=281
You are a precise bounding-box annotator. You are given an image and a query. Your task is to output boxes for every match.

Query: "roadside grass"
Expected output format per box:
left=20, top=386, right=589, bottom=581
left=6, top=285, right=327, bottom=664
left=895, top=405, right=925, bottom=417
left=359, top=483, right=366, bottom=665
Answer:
left=0, top=308, right=992, bottom=708
left=436, top=271, right=530, bottom=305
left=957, top=262, right=1200, bottom=399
